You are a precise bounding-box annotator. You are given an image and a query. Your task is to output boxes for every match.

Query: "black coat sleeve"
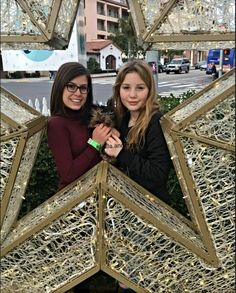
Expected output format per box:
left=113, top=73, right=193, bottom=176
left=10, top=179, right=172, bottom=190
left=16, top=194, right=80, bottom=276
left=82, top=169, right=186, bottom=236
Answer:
left=116, top=113, right=171, bottom=192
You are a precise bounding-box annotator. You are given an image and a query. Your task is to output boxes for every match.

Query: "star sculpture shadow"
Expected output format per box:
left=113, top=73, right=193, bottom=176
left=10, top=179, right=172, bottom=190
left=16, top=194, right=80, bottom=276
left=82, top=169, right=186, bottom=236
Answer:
left=0, top=69, right=235, bottom=292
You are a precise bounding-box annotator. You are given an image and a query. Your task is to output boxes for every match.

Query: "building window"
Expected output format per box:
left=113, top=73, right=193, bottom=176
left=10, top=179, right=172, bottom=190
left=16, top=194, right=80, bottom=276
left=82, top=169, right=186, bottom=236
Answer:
left=97, top=2, right=105, bottom=15
left=107, top=5, right=119, bottom=18
left=97, top=35, right=105, bottom=39
left=107, top=21, right=118, bottom=33
left=97, top=19, right=105, bottom=31
left=122, top=9, right=129, bottom=19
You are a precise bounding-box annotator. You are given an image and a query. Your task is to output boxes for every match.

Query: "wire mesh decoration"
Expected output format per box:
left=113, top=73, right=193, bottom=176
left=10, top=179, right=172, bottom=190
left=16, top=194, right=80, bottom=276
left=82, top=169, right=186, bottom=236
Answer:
left=0, top=69, right=235, bottom=292
left=1, top=88, right=47, bottom=242
left=1, top=0, right=80, bottom=49
left=127, top=0, right=235, bottom=50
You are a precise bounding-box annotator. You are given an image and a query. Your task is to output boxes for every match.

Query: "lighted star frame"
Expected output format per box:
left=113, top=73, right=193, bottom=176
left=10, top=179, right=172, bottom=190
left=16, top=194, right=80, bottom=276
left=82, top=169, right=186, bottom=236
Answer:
left=0, top=69, right=235, bottom=292
left=127, top=0, right=235, bottom=50
left=1, top=0, right=80, bottom=49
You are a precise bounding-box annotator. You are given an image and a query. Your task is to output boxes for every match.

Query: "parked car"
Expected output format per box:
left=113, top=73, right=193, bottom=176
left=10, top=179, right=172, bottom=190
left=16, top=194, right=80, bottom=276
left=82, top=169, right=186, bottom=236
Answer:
left=162, top=62, right=168, bottom=72
left=157, top=61, right=164, bottom=73
left=199, top=60, right=207, bottom=71
left=194, top=60, right=206, bottom=69
left=165, top=58, right=190, bottom=74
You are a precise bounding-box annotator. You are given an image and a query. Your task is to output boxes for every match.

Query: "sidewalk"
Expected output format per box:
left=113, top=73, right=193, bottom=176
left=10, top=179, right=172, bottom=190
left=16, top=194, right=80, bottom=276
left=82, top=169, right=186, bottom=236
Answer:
left=91, top=72, right=117, bottom=78
left=1, top=72, right=116, bottom=83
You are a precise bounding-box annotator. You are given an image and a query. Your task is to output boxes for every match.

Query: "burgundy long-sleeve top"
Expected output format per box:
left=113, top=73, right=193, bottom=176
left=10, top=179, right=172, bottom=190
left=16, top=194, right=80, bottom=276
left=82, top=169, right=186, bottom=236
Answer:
left=47, top=113, right=101, bottom=190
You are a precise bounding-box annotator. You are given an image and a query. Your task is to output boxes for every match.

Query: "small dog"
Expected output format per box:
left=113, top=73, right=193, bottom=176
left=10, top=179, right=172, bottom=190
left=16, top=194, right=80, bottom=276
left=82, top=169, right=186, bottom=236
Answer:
left=89, top=105, right=118, bottom=163
left=89, top=106, right=116, bottom=129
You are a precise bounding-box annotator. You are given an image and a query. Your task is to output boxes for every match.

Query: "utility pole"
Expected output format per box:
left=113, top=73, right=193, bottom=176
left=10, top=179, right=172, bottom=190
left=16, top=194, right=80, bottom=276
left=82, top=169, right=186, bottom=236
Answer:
left=219, top=49, right=223, bottom=77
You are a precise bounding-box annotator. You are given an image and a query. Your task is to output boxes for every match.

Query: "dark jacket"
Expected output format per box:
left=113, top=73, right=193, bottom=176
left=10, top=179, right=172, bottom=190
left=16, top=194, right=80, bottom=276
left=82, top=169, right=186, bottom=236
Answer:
left=212, top=64, right=217, bottom=74
left=115, top=112, right=171, bottom=204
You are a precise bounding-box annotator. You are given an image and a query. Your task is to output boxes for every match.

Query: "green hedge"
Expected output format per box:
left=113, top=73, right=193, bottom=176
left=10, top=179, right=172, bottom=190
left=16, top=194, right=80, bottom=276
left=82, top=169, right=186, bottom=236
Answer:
left=19, top=137, right=58, bottom=218
left=20, top=89, right=196, bottom=219
left=159, top=89, right=196, bottom=218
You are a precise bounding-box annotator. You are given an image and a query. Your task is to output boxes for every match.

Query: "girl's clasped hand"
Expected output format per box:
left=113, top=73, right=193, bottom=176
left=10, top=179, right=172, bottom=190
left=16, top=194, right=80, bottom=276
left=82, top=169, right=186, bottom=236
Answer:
left=104, top=133, right=123, bottom=158
left=92, top=123, right=112, bottom=147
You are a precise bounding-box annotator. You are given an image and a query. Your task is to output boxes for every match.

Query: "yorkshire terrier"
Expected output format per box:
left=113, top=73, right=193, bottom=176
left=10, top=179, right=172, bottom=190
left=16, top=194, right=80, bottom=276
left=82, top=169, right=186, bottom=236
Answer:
left=88, top=105, right=118, bottom=163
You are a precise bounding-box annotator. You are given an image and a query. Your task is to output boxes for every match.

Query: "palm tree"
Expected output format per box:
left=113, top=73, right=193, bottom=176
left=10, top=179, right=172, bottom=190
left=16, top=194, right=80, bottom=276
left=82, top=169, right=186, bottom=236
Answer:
left=108, top=15, right=144, bottom=60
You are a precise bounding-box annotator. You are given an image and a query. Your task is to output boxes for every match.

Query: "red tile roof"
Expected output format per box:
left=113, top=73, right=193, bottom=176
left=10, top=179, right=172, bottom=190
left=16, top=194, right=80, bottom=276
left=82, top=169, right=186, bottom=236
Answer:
left=86, top=40, right=113, bottom=53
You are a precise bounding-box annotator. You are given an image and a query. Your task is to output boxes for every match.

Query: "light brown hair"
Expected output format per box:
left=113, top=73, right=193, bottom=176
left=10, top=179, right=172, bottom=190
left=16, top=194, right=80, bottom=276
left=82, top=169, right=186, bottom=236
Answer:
left=112, top=60, right=159, bottom=150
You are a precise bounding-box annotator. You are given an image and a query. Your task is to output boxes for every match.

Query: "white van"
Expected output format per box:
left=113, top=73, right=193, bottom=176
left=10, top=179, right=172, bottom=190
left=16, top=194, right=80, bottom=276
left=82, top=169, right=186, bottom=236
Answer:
left=166, top=58, right=190, bottom=74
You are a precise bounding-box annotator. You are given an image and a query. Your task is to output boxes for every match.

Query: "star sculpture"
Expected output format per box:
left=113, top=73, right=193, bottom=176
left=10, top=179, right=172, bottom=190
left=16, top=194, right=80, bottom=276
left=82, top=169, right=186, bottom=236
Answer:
left=0, top=69, right=235, bottom=292
left=1, top=0, right=80, bottom=50
left=127, top=0, right=235, bottom=50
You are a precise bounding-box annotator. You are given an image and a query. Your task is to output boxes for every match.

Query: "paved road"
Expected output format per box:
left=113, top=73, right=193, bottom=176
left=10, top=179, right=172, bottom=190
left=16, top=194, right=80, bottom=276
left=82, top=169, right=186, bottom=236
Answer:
left=1, top=69, right=212, bottom=111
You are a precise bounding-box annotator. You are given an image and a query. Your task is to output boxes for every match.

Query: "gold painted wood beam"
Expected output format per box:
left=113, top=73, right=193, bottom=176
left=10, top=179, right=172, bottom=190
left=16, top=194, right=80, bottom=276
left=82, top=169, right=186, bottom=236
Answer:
left=1, top=184, right=98, bottom=256
left=142, top=0, right=177, bottom=42
left=127, top=0, right=146, bottom=36
left=102, top=184, right=215, bottom=265
left=1, top=35, right=47, bottom=43
left=172, top=85, right=235, bottom=132
left=0, top=134, right=27, bottom=227
left=162, top=69, right=235, bottom=118
left=16, top=0, right=50, bottom=40
left=2, top=0, right=81, bottom=49
left=1, top=113, right=26, bottom=141
left=170, top=132, right=219, bottom=264
left=45, top=1, right=62, bottom=39
left=55, top=267, right=100, bottom=293
left=173, top=130, right=235, bottom=153
left=147, top=33, right=235, bottom=42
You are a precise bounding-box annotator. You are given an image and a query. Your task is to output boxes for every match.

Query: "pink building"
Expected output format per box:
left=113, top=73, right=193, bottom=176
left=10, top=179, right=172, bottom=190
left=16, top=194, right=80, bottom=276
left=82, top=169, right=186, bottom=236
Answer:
left=84, top=0, right=128, bottom=41
left=83, top=0, right=128, bottom=70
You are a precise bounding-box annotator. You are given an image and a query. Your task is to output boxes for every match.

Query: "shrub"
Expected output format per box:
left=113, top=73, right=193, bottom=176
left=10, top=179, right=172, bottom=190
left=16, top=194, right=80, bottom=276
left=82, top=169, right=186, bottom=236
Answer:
left=87, top=57, right=102, bottom=74
left=19, top=136, right=58, bottom=218
left=9, top=71, right=23, bottom=79
left=158, top=89, right=196, bottom=113
left=158, top=89, right=196, bottom=218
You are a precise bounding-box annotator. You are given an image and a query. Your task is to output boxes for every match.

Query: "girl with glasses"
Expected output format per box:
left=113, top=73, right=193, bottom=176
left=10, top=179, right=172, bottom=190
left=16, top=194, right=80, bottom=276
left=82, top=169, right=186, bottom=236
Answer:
left=48, top=62, right=112, bottom=190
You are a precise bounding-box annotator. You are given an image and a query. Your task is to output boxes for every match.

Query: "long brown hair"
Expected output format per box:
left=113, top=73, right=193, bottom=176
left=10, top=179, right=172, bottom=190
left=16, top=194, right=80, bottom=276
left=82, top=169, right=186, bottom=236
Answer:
left=113, top=60, right=159, bottom=150
left=50, top=62, right=93, bottom=124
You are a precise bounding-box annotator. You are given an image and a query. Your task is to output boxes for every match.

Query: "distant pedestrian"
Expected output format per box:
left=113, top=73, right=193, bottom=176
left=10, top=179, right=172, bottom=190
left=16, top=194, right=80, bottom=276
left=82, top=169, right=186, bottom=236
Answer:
left=211, top=63, right=217, bottom=81
left=49, top=71, right=56, bottom=80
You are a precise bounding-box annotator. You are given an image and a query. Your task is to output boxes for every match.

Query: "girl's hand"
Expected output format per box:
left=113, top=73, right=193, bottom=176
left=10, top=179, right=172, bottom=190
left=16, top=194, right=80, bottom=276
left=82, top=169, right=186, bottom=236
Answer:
left=92, top=124, right=111, bottom=146
left=111, top=128, right=120, bottom=137
left=104, top=134, right=123, bottom=158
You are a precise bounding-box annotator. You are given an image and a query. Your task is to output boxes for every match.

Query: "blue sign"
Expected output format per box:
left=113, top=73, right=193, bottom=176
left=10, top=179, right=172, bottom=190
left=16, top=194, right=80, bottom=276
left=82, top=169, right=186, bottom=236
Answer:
left=23, top=50, right=53, bottom=62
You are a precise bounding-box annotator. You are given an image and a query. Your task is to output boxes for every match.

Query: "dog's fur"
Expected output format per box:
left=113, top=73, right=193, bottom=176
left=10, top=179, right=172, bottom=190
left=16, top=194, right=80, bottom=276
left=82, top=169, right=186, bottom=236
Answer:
left=89, top=106, right=116, bottom=129
left=89, top=106, right=117, bottom=163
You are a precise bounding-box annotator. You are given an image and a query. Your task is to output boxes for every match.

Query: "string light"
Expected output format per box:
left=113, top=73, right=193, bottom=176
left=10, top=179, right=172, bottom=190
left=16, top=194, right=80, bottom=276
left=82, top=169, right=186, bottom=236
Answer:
left=1, top=10, right=235, bottom=293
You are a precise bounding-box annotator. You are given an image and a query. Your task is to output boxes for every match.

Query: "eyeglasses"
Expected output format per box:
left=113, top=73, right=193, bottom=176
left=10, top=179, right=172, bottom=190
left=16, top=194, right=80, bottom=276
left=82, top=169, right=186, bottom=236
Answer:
left=66, top=82, right=89, bottom=94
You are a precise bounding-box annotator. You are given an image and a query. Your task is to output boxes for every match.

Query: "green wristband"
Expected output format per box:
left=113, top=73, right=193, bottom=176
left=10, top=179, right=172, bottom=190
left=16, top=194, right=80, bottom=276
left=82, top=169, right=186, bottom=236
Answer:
left=87, top=138, right=102, bottom=151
